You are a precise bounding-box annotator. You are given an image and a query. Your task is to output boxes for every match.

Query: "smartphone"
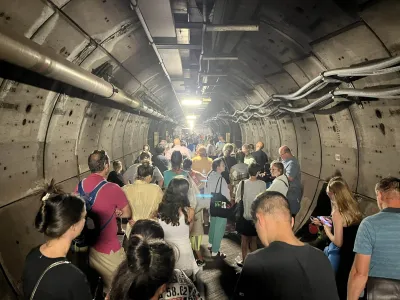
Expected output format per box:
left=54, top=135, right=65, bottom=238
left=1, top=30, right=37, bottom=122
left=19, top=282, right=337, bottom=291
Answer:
left=317, top=216, right=332, bottom=227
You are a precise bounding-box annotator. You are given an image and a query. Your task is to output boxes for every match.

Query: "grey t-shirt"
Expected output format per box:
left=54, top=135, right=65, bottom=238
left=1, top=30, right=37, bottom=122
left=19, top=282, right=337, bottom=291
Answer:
left=236, top=179, right=266, bottom=220
left=282, top=157, right=302, bottom=215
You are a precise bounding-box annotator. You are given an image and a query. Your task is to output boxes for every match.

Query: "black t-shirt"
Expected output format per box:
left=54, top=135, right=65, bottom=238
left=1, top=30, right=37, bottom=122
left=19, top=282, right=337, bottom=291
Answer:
left=252, top=150, right=268, bottom=171
left=107, top=171, right=125, bottom=187
left=220, top=156, right=237, bottom=184
left=23, top=247, right=92, bottom=300
left=153, top=154, right=169, bottom=174
left=234, top=242, right=339, bottom=300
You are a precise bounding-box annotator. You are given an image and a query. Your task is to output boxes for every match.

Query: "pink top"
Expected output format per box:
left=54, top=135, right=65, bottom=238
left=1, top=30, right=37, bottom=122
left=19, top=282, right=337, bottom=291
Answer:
left=165, top=145, right=192, bottom=160
left=75, top=173, right=129, bottom=254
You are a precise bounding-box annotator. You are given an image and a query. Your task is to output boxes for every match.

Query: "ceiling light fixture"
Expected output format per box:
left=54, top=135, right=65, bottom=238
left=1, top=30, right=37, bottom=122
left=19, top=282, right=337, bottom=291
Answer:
left=182, top=99, right=202, bottom=106
left=186, top=115, right=197, bottom=120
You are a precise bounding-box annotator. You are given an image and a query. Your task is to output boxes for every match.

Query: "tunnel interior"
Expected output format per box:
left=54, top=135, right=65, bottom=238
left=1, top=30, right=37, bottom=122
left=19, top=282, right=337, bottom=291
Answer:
left=1, top=0, right=400, bottom=298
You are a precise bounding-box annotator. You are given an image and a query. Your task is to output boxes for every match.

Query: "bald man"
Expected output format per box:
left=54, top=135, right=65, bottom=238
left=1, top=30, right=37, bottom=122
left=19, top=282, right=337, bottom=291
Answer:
left=252, top=142, right=268, bottom=173
left=165, top=138, right=192, bottom=160
left=234, top=191, right=338, bottom=300
left=279, top=145, right=302, bottom=216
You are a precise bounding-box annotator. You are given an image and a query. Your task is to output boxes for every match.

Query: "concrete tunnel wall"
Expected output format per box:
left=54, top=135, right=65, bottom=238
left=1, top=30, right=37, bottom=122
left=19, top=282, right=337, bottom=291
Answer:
left=1, top=0, right=400, bottom=298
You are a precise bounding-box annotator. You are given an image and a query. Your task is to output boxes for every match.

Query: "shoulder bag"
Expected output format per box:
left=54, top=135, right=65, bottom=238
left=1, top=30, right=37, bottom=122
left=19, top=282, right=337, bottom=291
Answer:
left=209, top=176, right=233, bottom=219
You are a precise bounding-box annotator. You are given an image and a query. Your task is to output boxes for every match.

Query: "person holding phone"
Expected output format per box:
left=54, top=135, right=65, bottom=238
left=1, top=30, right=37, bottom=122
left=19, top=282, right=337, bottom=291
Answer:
left=311, top=176, right=362, bottom=299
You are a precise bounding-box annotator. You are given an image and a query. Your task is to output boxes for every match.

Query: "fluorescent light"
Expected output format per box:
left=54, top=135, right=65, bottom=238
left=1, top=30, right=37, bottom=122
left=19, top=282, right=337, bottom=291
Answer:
left=182, top=99, right=202, bottom=106
left=186, top=115, right=197, bottom=120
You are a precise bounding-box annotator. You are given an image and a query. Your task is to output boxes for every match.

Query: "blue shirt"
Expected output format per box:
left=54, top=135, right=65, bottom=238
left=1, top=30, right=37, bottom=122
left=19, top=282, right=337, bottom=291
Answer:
left=163, top=170, right=188, bottom=188
left=282, top=157, right=301, bottom=190
left=353, top=208, right=400, bottom=280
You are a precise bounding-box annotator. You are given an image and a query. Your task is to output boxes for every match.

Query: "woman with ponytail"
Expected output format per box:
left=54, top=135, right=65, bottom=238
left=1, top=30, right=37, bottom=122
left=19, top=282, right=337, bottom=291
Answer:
left=109, top=235, right=175, bottom=300
left=22, top=180, right=92, bottom=300
left=109, top=219, right=203, bottom=300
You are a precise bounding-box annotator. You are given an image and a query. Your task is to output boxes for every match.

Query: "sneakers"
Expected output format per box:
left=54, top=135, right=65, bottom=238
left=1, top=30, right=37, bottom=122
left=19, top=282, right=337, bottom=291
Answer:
left=211, top=251, right=227, bottom=259
left=196, top=259, right=206, bottom=267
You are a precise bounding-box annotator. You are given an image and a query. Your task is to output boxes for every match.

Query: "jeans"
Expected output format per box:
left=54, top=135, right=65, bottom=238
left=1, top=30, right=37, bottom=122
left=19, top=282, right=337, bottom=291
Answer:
left=324, top=242, right=340, bottom=273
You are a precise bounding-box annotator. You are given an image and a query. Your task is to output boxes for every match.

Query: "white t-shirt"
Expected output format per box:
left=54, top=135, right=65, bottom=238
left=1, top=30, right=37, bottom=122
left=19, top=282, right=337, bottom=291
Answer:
left=236, top=179, right=266, bottom=220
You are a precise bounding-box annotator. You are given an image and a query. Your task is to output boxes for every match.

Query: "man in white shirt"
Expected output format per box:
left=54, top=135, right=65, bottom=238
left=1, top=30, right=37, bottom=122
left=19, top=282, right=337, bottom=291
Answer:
left=165, top=138, right=192, bottom=160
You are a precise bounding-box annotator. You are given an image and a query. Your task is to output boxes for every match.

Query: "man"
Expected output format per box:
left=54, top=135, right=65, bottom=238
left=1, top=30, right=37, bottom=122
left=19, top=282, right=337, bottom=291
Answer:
left=279, top=145, right=302, bottom=216
left=234, top=191, right=339, bottom=300
left=252, top=142, right=268, bottom=172
left=165, top=138, right=191, bottom=160
left=75, top=150, right=131, bottom=291
left=348, top=177, right=400, bottom=300
left=206, top=140, right=217, bottom=159
left=215, top=135, right=226, bottom=156
left=242, top=144, right=256, bottom=166
left=152, top=143, right=169, bottom=174
left=123, top=151, right=164, bottom=187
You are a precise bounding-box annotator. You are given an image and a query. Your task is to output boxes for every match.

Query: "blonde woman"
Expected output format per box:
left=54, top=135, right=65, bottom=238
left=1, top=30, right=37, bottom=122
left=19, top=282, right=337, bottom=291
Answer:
left=312, top=176, right=362, bottom=299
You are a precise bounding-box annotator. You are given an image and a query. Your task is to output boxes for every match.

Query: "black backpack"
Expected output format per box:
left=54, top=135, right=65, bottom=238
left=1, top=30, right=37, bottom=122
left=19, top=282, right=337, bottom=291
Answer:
left=72, top=179, right=114, bottom=250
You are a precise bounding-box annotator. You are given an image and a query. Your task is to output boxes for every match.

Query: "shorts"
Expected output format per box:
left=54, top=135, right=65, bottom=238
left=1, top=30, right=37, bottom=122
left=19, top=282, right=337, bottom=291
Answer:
left=236, top=217, right=257, bottom=237
left=190, top=235, right=203, bottom=251
left=89, top=247, right=125, bottom=291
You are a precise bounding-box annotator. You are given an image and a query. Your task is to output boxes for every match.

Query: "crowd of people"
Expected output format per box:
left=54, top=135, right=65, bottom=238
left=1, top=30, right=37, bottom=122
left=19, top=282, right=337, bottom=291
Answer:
left=21, top=133, right=400, bottom=300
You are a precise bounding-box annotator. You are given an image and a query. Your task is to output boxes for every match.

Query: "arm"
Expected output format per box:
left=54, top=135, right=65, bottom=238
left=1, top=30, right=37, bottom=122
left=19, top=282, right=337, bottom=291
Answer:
left=154, top=167, right=164, bottom=188
left=347, top=219, right=374, bottom=300
left=285, top=161, right=299, bottom=182
left=324, top=211, right=344, bottom=247
left=235, top=181, right=242, bottom=203
left=112, top=185, right=132, bottom=218
left=347, top=254, right=371, bottom=300
left=187, top=207, right=195, bottom=232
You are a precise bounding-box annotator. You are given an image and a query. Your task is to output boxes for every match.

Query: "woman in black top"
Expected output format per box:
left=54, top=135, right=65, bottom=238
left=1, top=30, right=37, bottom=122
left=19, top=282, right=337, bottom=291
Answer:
left=220, top=143, right=237, bottom=184
left=23, top=180, right=92, bottom=300
left=107, top=160, right=126, bottom=187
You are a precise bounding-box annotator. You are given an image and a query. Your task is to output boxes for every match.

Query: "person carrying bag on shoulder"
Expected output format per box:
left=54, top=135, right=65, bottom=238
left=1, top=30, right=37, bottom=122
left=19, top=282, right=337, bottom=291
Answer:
left=205, top=158, right=231, bottom=259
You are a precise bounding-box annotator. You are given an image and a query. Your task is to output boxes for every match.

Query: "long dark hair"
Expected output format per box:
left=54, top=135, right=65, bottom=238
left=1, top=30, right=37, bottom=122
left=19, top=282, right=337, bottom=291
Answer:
left=35, top=179, right=85, bottom=238
left=157, top=177, right=190, bottom=226
left=109, top=235, right=175, bottom=300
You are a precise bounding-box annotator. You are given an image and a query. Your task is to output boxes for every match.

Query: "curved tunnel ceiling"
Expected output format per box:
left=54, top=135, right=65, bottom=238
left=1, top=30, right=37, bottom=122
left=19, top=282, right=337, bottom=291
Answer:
left=0, top=0, right=400, bottom=297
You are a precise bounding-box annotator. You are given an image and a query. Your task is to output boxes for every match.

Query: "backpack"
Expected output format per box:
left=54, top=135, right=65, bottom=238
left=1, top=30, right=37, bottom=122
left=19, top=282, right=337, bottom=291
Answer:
left=72, top=179, right=114, bottom=250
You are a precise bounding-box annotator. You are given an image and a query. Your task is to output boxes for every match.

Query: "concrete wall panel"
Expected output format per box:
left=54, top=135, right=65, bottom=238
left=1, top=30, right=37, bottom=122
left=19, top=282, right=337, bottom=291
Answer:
left=277, top=118, right=298, bottom=157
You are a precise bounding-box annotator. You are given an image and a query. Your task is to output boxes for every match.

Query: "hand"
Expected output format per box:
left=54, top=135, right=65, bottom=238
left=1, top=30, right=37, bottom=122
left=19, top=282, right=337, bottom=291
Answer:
left=323, top=224, right=332, bottom=233
left=115, top=209, right=123, bottom=217
left=311, top=218, right=322, bottom=226
left=128, top=219, right=135, bottom=226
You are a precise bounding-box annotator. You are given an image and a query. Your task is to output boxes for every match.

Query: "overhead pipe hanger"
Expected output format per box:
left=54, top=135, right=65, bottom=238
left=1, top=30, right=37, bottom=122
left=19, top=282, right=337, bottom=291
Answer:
left=205, top=55, right=400, bottom=123
left=0, top=26, right=174, bottom=122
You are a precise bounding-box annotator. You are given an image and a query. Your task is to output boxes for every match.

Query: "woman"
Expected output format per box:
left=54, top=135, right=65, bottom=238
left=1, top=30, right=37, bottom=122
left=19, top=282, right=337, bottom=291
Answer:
left=134, top=144, right=152, bottom=163
left=163, top=151, right=188, bottom=188
left=242, top=144, right=256, bottom=166
left=23, top=181, right=92, bottom=300
left=157, top=177, right=199, bottom=277
left=205, top=158, right=230, bottom=258
left=109, top=235, right=175, bottom=300
left=235, top=163, right=265, bottom=266
left=267, top=161, right=289, bottom=196
left=122, top=162, right=164, bottom=243
left=109, top=219, right=203, bottom=300
left=191, top=146, right=213, bottom=175
left=183, top=158, right=207, bottom=266
left=107, top=160, right=126, bottom=187
left=220, top=143, right=237, bottom=185
left=312, top=176, right=362, bottom=300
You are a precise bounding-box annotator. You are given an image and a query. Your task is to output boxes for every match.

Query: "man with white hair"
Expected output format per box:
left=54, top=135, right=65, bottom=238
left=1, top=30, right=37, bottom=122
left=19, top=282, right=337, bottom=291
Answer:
left=165, top=138, right=191, bottom=160
left=234, top=191, right=339, bottom=300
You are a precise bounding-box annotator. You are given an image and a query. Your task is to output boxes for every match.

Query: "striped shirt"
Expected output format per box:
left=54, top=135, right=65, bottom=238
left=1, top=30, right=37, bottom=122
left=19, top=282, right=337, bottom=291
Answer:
left=353, top=207, right=400, bottom=280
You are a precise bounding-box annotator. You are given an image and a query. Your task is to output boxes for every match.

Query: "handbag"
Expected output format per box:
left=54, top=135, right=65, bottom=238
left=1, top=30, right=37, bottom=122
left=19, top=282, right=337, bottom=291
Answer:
left=235, top=180, right=245, bottom=221
left=30, top=261, right=71, bottom=300
left=209, top=176, right=233, bottom=218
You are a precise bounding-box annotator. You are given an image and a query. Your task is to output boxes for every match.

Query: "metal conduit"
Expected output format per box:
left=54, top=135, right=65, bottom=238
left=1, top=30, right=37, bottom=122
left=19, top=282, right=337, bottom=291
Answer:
left=0, top=26, right=172, bottom=121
